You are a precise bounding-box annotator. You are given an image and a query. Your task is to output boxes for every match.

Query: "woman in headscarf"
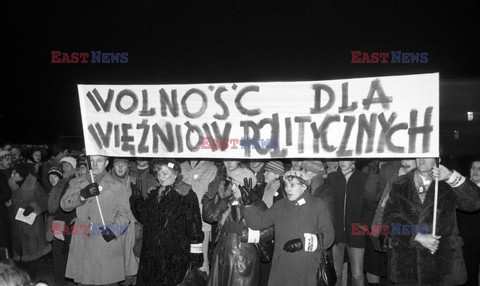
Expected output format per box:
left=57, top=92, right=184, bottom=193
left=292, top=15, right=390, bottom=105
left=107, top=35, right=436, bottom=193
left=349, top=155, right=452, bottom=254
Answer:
left=130, top=158, right=204, bottom=286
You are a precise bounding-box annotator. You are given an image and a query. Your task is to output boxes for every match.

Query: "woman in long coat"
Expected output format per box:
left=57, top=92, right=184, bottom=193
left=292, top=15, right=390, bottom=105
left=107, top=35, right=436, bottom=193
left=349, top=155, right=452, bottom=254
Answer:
left=243, top=170, right=335, bottom=286
left=130, top=158, right=204, bottom=286
left=8, top=163, right=51, bottom=279
left=203, top=167, right=274, bottom=286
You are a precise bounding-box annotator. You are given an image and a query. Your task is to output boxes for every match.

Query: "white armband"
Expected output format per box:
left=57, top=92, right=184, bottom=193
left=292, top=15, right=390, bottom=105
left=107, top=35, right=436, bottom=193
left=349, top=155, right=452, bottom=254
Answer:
left=446, top=170, right=465, bottom=188
left=304, top=233, right=318, bottom=252
left=190, top=243, right=203, bottom=254
left=247, top=228, right=260, bottom=243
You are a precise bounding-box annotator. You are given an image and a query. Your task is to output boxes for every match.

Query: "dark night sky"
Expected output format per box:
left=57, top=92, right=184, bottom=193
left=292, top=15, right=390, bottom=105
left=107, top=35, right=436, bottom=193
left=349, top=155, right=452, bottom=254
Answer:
left=2, top=0, right=480, bottom=151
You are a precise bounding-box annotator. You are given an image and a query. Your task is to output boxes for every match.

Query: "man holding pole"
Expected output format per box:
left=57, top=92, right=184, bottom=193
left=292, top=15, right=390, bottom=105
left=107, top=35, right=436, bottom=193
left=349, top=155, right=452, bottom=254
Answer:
left=60, top=155, right=134, bottom=286
left=383, top=158, right=480, bottom=286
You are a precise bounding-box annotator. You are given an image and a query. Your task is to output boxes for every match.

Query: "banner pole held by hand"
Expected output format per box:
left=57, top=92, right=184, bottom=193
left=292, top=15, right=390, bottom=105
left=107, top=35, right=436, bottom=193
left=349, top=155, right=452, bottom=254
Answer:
left=87, top=156, right=106, bottom=228
left=432, top=158, right=439, bottom=237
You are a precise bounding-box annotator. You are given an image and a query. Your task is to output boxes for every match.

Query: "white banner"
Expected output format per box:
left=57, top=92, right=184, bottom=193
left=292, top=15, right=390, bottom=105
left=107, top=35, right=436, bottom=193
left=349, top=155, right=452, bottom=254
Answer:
left=78, top=73, right=439, bottom=158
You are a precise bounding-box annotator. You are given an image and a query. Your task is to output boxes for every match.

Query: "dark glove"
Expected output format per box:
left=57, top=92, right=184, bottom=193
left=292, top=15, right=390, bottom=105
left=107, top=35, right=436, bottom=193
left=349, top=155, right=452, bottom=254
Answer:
left=80, top=182, right=100, bottom=199
left=190, top=252, right=204, bottom=268
left=283, top=238, right=303, bottom=252
left=23, top=205, right=34, bottom=216
left=100, top=226, right=116, bottom=242
left=239, top=178, right=254, bottom=205
left=205, top=181, right=218, bottom=199
left=130, top=182, right=142, bottom=198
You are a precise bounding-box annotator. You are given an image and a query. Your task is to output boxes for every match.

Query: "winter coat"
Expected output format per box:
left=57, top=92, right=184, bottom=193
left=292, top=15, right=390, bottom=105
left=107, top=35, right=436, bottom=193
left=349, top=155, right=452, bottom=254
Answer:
left=60, top=171, right=134, bottom=285
left=243, top=191, right=335, bottom=286
left=9, top=174, right=51, bottom=262
left=0, top=168, right=12, bottom=255
left=131, top=180, right=204, bottom=286
left=202, top=194, right=274, bottom=286
left=327, top=168, right=368, bottom=247
left=383, top=170, right=480, bottom=285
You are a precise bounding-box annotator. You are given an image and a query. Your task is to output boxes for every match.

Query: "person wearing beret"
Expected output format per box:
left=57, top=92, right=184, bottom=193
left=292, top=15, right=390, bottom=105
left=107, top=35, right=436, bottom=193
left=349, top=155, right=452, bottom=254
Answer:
left=130, top=158, right=204, bottom=286
left=242, top=169, right=334, bottom=286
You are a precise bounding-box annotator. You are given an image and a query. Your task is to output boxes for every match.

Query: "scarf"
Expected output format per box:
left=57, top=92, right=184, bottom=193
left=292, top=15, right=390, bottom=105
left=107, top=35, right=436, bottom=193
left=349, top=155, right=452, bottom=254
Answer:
left=413, top=170, right=433, bottom=204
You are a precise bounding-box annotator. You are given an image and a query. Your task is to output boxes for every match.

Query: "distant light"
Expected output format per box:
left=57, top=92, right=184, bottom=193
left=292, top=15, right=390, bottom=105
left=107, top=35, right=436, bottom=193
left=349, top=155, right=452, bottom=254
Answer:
left=467, top=112, right=474, bottom=121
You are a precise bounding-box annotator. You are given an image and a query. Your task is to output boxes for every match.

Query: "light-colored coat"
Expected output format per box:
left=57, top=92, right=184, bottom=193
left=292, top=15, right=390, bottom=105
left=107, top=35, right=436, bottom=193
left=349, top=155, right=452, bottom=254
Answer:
left=60, top=171, right=133, bottom=285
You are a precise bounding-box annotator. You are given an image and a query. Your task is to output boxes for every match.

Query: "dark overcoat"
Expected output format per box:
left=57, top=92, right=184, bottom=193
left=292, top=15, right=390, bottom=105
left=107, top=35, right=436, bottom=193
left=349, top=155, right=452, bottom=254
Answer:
left=383, top=171, right=480, bottom=285
left=131, top=180, right=204, bottom=286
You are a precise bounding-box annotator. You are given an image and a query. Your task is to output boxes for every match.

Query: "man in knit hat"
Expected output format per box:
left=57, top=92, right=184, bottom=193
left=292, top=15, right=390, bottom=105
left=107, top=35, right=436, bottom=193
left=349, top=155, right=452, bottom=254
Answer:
left=261, top=161, right=285, bottom=208
left=47, top=166, right=63, bottom=187
left=41, top=142, right=69, bottom=193
left=242, top=169, right=334, bottom=286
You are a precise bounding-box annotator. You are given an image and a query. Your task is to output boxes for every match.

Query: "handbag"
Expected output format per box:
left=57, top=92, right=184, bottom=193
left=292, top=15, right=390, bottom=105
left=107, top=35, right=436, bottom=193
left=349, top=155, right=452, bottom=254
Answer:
left=317, top=234, right=336, bottom=286
left=177, top=264, right=208, bottom=286
left=255, top=239, right=275, bottom=263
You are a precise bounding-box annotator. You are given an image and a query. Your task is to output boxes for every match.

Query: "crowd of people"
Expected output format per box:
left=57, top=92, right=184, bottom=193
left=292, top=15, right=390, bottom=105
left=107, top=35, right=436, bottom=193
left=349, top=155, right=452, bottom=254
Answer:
left=0, top=142, right=479, bottom=286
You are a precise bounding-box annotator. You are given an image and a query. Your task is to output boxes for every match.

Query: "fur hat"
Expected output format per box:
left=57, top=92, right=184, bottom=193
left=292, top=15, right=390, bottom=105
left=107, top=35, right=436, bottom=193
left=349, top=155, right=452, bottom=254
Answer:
left=0, top=150, right=11, bottom=160
left=283, top=169, right=311, bottom=187
left=301, top=160, right=324, bottom=173
left=150, top=158, right=181, bottom=177
left=228, top=168, right=257, bottom=186
left=60, top=156, right=77, bottom=169
left=48, top=166, right=63, bottom=180
left=264, top=161, right=285, bottom=175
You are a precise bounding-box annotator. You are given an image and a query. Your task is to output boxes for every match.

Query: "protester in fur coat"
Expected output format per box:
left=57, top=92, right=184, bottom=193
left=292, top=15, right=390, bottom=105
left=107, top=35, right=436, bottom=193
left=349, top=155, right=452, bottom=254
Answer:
left=8, top=163, right=51, bottom=279
left=383, top=159, right=480, bottom=286
left=130, top=158, right=204, bottom=286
